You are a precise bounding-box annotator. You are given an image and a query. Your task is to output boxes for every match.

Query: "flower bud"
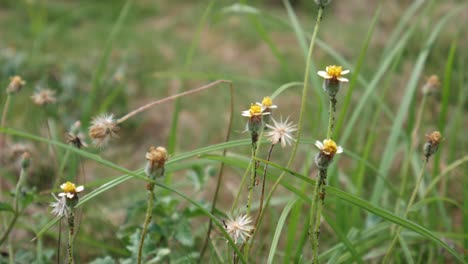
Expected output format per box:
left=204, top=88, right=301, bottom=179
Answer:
left=423, top=131, right=442, bottom=160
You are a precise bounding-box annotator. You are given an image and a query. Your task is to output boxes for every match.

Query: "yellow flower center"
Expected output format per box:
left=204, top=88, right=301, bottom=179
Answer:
left=261, top=96, right=273, bottom=107
left=326, top=65, right=343, bottom=79
left=323, top=139, right=338, bottom=155
left=249, top=104, right=263, bottom=116
left=62, top=181, right=77, bottom=193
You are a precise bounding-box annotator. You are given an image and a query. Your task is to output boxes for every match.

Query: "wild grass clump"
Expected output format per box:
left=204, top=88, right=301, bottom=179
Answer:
left=0, top=0, right=466, bottom=263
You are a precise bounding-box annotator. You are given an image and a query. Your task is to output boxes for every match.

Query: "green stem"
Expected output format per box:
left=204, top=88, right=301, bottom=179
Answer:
left=326, top=97, right=336, bottom=139
left=137, top=189, right=154, bottom=264
left=394, top=94, right=427, bottom=217
left=383, top=159, right=428, bottom=262
left=310, top=168, right=327, bottom=263
left=67, top=210, right=75, bottom=264
left=247, top=4, right=324, bottom=249
left=246, top=143, right=257, bottom=216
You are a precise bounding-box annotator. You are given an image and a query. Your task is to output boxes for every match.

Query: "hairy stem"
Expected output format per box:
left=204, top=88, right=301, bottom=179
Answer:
left=116, top=80, right=232, bottom=124
left=137, top=190, right=154, bottom=264
left=248, top=4, right=324, bottom=249
left=310, top=168, right=327, bottom=263
left=67, top=211, right=75, bottom=264
left=199, top=83, right=234, bottom=262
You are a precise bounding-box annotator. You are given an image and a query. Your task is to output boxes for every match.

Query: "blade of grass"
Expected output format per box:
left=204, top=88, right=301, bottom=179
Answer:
left=369, top=8, right=461, bottom=206
left=267, top=199, right=297, bottom=264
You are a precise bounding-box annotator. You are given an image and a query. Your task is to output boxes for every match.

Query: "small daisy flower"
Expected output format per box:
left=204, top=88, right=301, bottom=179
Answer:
left=314, top=139, right=343, bottom=169
left=265, top=117, right=297, bottom=148
left=424, top=131, right=442, bottom=160
left=6, top=75, right=26, bottom=94
left=145, top=146, right=168, bottom=180
left=50, top=194, right=69, bottom=218
left=224, top=214, right=254, bottom=244
left=317, top=65, right=350, bottom=97
left=242, top=104, right=269, bottom=144
left=58, top=181, right=84, bottom=199
left=31, top=88, right=57, bottom=106
left=256, top=96, right=278, bottom=111
left=256, top=96, right=277, bottom=125
left=241, top=104, right=266, bottom=118
left=88, top=114, right=119, bottom=147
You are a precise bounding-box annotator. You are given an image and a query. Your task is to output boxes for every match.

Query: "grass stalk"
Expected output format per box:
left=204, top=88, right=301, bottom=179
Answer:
left=383, top=158, right=428, bottom=262
left=199, top=83, right=234, bottom=261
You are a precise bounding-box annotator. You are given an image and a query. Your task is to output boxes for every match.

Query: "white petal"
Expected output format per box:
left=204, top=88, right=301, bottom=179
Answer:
left=314, top=140, right=323, bottom=150
left=60, top=183, right=66, bottom=190
left=241, top=110, right=251, bottom=117
left=66, top=193, right=74, bottom=199
left=337, top=77, right=349, bottom=82
left=269, top=105, right=278, bottom=109
left=58, top=193, right=66, bottom=197
left=75, top=186, right=84, bottom=192
left=336, top=146, right=344, bottom=154
left=341, top=70, right=350, bottom=75
left=317, top=71, right=330, bottom=79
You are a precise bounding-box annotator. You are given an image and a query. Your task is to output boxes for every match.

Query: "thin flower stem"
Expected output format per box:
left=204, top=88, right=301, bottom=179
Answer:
left=247, top=4, right=324, bottom=250
left=116, top=80, right=232, bottom=124
left=0, top=94, right=12, bottom=196
left=254, top=144, right=275, bottom=228
left=67, top=211, right=75, bottom=264
left=0, top=167, right=27, bottom=246
left=246, top=144, right=257, bottom=216
left=310, top=168, right=327, bottom=263
left=326, top=97, right=336, bottom=139
left=199, top=83, right=234, bottom=262
left=383, top=159, right=428, bottom=262
left=137, top=190, right=154, bottom=264
left=394, top=94, right=427, bottom=216
left=245, top=144, right=275, bottom=258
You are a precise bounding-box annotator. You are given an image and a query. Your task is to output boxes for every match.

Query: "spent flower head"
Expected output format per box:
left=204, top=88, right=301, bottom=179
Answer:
left=265, top=117, right=297, bottom=148
left=58, top=181, right=84, bottom=199
left=318, top=65, right=349, bottom=97
left=424, top=131, right=442, bottom=160
left=31, top=88, right=56, bottom=106
left=6, top=75, right=26, bottom=94
left=50, top=194, right=69, bottom=218
left=224, top=214, right=254, bottom=244
left=89, top=114, right=119, bottom=147
left=422, top=75, right=440, bottom=95
left=145, top=146, right=168, bottom=180
left=66, top=121, right=88, bottom=149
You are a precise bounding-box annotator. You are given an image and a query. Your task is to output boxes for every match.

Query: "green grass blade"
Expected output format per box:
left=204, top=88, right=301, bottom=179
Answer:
left=369, top=8, right=461, bottom=205
left=267, top=198, right=297, bottom=264
left=324, top=214, right=364, bottom=264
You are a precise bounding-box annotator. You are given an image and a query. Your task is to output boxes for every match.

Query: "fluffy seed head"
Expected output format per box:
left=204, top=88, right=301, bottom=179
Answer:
left=31, top=88, right=56, bottom=105
left=89, top=114, right=119, bottom=147
left=146, top=146, right=168, bottom=169
left=265, top=117, right=297, bottom=148
left=6, top=76, right=26, bottom=94
left=224, top=214, right=254, bottom=244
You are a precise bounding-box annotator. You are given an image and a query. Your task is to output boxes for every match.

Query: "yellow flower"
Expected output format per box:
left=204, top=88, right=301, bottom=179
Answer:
left=59, top=181, right=84, bottom=199
left=242, top=104, right=268, bottom=118
left=317, top=65, right=350, bottom=82
left=256, top=96, right=278, bottom=110
left=315, top=139, right=343, bottom=156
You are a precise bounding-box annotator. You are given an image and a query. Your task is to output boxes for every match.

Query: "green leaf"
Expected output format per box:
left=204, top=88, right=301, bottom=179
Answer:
left=174, top=219, right=194, bottom=247
left=267, top=198, right=297, bottom=264
left=0, top=202, right=14, bottom=213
